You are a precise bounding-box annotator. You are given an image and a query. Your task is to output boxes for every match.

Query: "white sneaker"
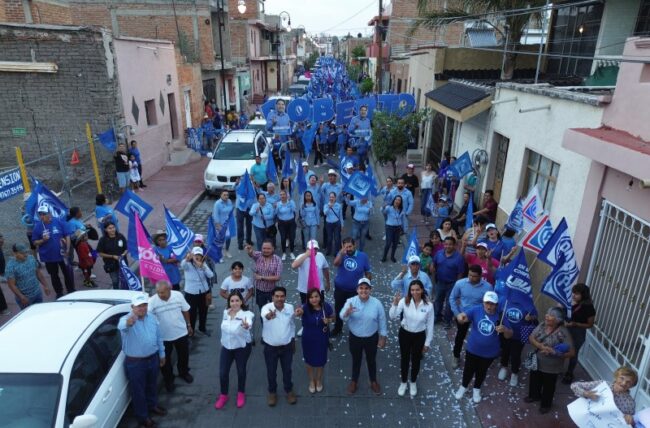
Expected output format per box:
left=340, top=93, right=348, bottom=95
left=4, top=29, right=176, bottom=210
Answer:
left=498, top=367, right=508, bottom=381
left=382, top=235, right=386, bottom=241
left=281, top=253, right=287, bottom=261
left=452, top=357, right=460, bottom=369
left=297, top=327, right=303, bottom=337
left=289, top=252, right=296, bottom=260
left=454, top=386, right=466, bottom=400
left=225, top=250, right=232, bottom=258
left=409, top=382, right=417, bottom=397
left=472, top=388, right=482, bottom=403
left=397, top=382, right=407, bottom=397
left=90, top=273, right=97, bottom=279
left=509, top=373, right=519, bottom=387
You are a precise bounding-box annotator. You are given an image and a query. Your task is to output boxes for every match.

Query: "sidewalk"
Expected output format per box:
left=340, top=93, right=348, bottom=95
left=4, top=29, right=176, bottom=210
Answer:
left=373, top=155, right=588, bottom=427
left=0, top=157, right=209, bottom=327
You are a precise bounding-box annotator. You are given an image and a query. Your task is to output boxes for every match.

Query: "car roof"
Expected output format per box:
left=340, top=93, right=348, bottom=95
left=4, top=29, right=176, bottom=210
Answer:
left=0, top=301, right=124, bottom=373
left=58, top=289, right=143, bottom=305
left=248, top=118, right=266, bottom=125
left=221, top=129, right=261, bottom=143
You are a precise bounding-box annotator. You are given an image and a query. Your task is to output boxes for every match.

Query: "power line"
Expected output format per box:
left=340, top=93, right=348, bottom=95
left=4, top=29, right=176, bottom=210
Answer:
left=316, top=0, right=378, bottom=34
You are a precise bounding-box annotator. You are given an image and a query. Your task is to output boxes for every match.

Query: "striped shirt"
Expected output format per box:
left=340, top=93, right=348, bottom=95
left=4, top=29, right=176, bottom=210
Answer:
left=249, top=251, right=283, bottom=292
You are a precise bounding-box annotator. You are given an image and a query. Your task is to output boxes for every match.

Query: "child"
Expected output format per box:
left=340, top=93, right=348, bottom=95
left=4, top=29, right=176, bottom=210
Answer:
left=129, top=154, right=141, bottom=192
left=75, top=230, right=96, bottom=288
left=419, top=242, right=435, bottom=277
left=434, top=196, right=450, bottom=229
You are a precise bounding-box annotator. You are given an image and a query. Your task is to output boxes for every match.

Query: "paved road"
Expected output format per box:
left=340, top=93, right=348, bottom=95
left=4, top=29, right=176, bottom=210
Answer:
left=119, top=162, right=481, bottom=428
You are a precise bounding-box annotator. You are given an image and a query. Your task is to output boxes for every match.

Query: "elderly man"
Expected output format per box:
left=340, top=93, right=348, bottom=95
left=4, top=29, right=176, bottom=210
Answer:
left=148, top=280, right=193, bottom=392
left=391, top=255, right=433, bottom=296
left=340, top=277, right=387, bottom=395
left=119, top=293, right=167, bottom=428
left=263, top=182, right=280, bottom=207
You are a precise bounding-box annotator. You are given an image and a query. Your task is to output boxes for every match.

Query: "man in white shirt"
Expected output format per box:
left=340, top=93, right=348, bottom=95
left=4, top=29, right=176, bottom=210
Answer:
left=148, top=280, right=193, bottom=392
left=261, top=286, right=297, bottom=407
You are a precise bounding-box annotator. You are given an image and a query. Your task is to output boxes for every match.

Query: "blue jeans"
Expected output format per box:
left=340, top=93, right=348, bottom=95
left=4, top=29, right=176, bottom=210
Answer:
left=304, top=224, right=318, bottom=242
left=383, top=224, right=401, bottom=260
left=253, top=226, right=266, bottom=251
left=15, top=292, right=43, bottom=309
left=324, top=222, right=341, bottom=255
left=220, top=344, right=252, bottom=394
left=124, top=354, right=159, bottom=423
left=435, top=281, right=455, bottom=323
left=109, top=271, right=120, bottom=290
left=352, top=220, right=369, bottom=251
left=420, top=188, right=432, bottom=218
left=263, top=342, right=294, bottom=393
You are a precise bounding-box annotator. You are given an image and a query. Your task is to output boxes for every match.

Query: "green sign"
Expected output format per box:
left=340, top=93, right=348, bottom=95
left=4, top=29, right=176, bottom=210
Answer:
left=12, top=128, right=27, bottom=137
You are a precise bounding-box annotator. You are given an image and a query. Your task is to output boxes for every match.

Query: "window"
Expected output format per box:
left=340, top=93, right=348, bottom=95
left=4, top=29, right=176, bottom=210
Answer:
left=635, top=0, right=650, bottom=36
left=144, top=99, right=158, bottom=126
left=523, top=149, right=560, bottom=211
left=0, top=373, right=62, bottom=427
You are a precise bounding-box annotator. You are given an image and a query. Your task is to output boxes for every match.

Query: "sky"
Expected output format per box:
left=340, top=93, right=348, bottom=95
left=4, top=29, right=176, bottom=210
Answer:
left=263, top=0, right=379, bottom=37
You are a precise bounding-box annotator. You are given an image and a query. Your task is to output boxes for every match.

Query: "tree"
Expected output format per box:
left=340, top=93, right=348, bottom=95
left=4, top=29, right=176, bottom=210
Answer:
left=305, top=52, right=319, bottom=71
left=347, top=64, right=362, bottom=82
left=372, top=108, right=430, bottom=177
left=413, top=0, right=545, bottom=80
left=359, top=78, right=374, bottom=95
left=351, top=45, right=366, bottom=61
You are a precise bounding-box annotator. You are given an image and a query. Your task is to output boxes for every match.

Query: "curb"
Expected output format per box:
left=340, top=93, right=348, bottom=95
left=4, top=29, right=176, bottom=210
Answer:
left=179, top=189, right=207, bottom=221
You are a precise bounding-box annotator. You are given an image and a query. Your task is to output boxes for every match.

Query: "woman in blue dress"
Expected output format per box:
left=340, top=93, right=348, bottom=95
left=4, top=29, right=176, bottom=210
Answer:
left=295, top=289, right=335, bottom=393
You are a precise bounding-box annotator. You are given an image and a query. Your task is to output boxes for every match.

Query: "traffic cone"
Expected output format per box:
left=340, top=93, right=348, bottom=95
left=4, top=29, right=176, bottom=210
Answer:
left=71, top=149, right=80, bottom=165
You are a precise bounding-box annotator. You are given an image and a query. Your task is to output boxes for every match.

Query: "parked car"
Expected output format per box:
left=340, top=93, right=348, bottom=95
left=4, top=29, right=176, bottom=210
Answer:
left=0, top=290, right=143, bottom=428
left=288, top=83, right=307, bottom=97
left=204, top=129, right=269, bottom=194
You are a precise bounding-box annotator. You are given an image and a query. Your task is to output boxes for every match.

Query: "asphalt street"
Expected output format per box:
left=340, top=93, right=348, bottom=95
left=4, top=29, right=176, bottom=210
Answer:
left=119, top=161, right=481, bottom=428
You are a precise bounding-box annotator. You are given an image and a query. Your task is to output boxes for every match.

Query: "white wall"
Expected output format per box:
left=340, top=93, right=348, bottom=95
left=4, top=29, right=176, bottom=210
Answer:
left=408, top=49, right=441, bottom=110
left=489, top=87, right=604, bottom=236
left=596, top=0, right=640, bottom=57
left=452, top=111, right=490, bottom=205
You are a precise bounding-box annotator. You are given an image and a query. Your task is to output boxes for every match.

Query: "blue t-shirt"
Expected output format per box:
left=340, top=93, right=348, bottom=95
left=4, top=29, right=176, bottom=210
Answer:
left=499, top=297, right=537, bottom=340
left=32, top=218, right=67, bottom=263
left=335, top=251, right=371, bottom=291
left=250, top=163, right=267, bottom=185
left=433, top=250, right=466, bottom=283
left=95, top=205, right=119, bottom=231
left=465, top=305, right=505, bottom=359
left=5, top=255, right=41, bottom=298
left=155, top=246, right=182, bottom=285
left=491, top=237, right=516, bottom=261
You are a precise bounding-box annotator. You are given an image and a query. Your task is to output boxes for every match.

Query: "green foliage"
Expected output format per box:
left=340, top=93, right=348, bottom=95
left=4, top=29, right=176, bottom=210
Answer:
left=351, top=45, right=366, bottom=59
left=305, top=52, right=319, bottom=71
left=177, top=30, right=199, bottom=63
left=347, top=64, right=362, bottom=82
left=372, top=108, right=430, bottom=173
left=359, top=77, right=374, bottom=95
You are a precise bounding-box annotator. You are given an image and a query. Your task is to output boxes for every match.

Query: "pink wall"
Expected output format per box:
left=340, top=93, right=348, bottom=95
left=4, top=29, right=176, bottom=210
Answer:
left=602, top=37, right=650, bottom=141
left=113, top=37, right=181, bottom=179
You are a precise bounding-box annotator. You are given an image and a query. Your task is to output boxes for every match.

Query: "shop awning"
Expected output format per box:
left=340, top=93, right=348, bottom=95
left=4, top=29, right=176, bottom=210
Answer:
left=424, top=82, right=492, bottom=122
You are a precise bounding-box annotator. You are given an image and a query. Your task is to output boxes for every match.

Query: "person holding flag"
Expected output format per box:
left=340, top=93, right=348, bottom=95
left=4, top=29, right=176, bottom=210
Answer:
left=181, top=247, right=215, bottom=337
left=97, top=222, right=128, bottom=290
left=391, top=255, right=433, bottom=296
left=213, top=191, right=235, bottom=259
left=235, top=173, right=256, bottom=250
left=153, top=230, right=182, bottom=291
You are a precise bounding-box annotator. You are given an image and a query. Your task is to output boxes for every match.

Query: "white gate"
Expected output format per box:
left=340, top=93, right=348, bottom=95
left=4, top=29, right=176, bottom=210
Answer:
left=581, top=200, right=650, bottom=410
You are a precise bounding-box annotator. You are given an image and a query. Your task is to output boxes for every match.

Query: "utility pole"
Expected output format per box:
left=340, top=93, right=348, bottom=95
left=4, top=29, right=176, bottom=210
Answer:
left=217, top=0, right=228, bottom=111
left=375, top=0, right=383, bottom=93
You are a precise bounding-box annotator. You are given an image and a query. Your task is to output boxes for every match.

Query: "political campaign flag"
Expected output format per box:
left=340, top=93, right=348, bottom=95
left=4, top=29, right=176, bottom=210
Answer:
left=115, top=189, right=153, bottom=221
left=97, top=127, right=117, bottom=152
left=402, top=229, right=420, bottom=264
left=128, top=208, right=152, bottom=259
left=28, top=182, right=68, bottom=221
left=302, top=125, right=317, bottom=157
left=502, top=249, right=535, bottom=313
left=506, top=199, right=524, bottom=233
left=134, top=212, right=169, bottom=283
left=446, top=151, right=473, bottom=178
left=522, top=186, right=544, bottom=232
left=206, top=214, right=226, bottom=262
left=366, top=164, right=379, bottom=196
left=236, top=170, right=257, bottom=205
left=425, top=191, right=435, bottom=216
left=539, top=218, right=580, bottom=309
left=307, top=244, right=321, bottom=291
left=224, top=210, right=237, bottom=240
left=521, top=214, right=553, bottom=254
left=164, top=206, right=195, bottom=258
left=118, top=256, right=142, bottom=291
left=465, top=192, right=474, bottom=231
left=282, top=148, right=293, bottom=178
left=294, top=158, right=307, bottom=194
left=266, top=155, right=278, bottom=184
left=342, top=172, right=375, bottom=199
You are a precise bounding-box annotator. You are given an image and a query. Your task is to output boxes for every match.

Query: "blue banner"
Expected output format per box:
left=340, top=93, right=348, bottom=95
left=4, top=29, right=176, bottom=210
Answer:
left=342, top=172, right=375, bottom=199
left=538, top=218, right=580, bottom=309
left=97, top=128, right=117, bottom=152
left=164, top=206, right=195, bottom=258
left=266, top=157, right=278, bottom=184
left=506, top=199, right=524, bottom=232
left=447, top=151, right=473, bottom=178
left=0, top=169, right=24, bottom=202
left=236, top=170, right=257, bottom=206
left=206, top=214, right=226, bottom=262
left=118, top=256, right=142, bottom=291
left=282, top=148, right=293, bottom=178
left=127, top=208, right=152, bottom=260
left=294, top=158, right=307, bottom=195
left=115, top=190, right=153, bottom=221
left=27, top=182, right=68, bottom=221
left=402, top=229, right=420, bottom=264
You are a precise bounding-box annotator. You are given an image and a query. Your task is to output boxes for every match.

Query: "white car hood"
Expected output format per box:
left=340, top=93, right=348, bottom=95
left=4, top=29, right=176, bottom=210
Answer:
left=205, top=158, right=257, bottom=177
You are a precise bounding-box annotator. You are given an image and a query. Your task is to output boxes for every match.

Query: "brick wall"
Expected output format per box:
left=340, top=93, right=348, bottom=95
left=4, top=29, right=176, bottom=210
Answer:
left=176, top=54, right=204, bottom=130
left=229, top=21, right=248, bottom=60
left=0, top=25, right=120, bottom=162
left=30, top=0, right=72, bottom=25
left=2, top=0, right=25, bottom=22
left=227, top=0, right=259, bottom=21
left=0, top=0, right=6, bottom=21
left=388, top=0, right=465, bottom=50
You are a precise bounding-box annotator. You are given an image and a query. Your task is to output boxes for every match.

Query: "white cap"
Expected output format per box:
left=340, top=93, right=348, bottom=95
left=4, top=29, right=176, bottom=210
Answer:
left=486, top=223, right=497, bottom=230
left=483, top=291, right=498, bottom=304
left=439, top=195, right=448, bottom=202
left=302, top=161, right=309, bottom=166
left=37, top=204, right=50, bottom=214
left=407, top=163, right=415, bottom=169
left=408, top=255, right=421, bottom=265
left=131, top=293, right=149, bottom=306
left=476, top=242, right=489, bottom=250
left=327, top=169, right=337, bottom=175
left=194, top=234, right=204, bottom=243
left=307, top=239, right=319, bottom=249
left=357, top=277, right=372, bottom=287
left=345, top=162, right=354, bottom=169
left=192, top=247, right=204, bottom=256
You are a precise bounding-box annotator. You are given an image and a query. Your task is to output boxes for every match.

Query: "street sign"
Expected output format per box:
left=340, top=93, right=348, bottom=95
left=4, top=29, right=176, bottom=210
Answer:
left=12, top=128, right=27, bottom=137
left=0, top=168, right=25, bottom=202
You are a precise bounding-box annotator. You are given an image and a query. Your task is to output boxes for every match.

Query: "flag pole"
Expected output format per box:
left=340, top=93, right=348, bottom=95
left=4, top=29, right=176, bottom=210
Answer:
left=500, top=299, right=508, bottom=325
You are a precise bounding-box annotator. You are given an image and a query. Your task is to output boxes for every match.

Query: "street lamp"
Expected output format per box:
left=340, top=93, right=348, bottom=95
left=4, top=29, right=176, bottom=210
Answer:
left=237, top=0, right=246, bottom=14
left=279, top=11, right=291, bottom=31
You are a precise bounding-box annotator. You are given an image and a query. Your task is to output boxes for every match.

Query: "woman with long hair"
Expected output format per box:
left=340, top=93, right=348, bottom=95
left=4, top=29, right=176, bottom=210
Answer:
left=382, top=195, right=406, bottom=263
left=420, top=163, right=436, bottom=224
left=276, top=189, right=297, bottom=261
left=562, top=283, right=596, bottom=384
left=300, top=190, right=319, bottom=244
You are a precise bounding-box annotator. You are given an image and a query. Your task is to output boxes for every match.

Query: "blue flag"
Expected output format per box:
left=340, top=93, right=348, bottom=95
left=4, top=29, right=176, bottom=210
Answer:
left=127, top=208, right=152, bottom=259
left=538, top=218, right=579, bottom=309
left=224, top=210, right=236, bottom=239
left=465, top=192, right=474, bottom=231
left=164, top=206, right=195, bottom=258
left=366, top=164, right=379, bottom=196
left=294, top=158, right=307, bottom=194
left=206, top=214, right=226, bottom=263
left=97, top=128, right=117, bottom=152
left=115, top=190, right=153, bottom=221
left=425, top=191, right=435, bottom=216
left=506, top=199, right=524, bottom=232
left=236, top=170, right=257, bottom=206
left=282, top=148, right=293, bottom=178
left=502, top=249, right=535, bottom=309
left=402, top=229, right=420, bottom=264
left=302, top=125, right=317, bottom=156
left=118, top=256, right=142, bottom=291
left=266, top=157, right=278, bottom=184
left=343, top=172, right=375, bottom=199
left=447, top=151, right=473, bottom=178
left=29, top=182, right=68, bottom=221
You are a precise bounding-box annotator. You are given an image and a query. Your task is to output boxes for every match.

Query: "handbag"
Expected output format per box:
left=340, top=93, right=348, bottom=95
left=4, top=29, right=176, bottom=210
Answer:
left=524, top=327, right=559, bottom=371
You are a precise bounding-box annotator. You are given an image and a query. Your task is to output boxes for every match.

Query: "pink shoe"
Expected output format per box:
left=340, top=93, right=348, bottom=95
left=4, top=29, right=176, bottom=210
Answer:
left=214, top=394, right=228, bottom=409
left=236, top=392, right=246, bottom=408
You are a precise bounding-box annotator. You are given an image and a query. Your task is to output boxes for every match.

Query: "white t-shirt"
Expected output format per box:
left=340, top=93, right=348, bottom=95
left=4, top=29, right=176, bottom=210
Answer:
left=220, top=275, right=253, bottom=294
left=296, top=252, right=329, bottom=293
left=148, top=290, right=191, bottom=341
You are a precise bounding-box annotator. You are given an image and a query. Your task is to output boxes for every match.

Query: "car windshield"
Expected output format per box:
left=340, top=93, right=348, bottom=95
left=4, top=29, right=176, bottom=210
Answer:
left=0, top=373, right=62, bottom=428
left=246, top=123, right=266, bottom=132
left=212, top=142, right=255, bottom=160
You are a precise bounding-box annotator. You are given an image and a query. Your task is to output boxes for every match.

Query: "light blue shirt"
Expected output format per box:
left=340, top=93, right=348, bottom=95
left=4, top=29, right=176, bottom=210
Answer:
left=249, top=202, right=276, bottom=228
left=320, top=182, right=343, bottom=206
left=304, top=184, right=321, bottom=207
left=300, top=203, right=320, bottom=226
left=349, top=199, right=373, bottom=222
left=276, top=200, right=297, bottom=221
left=323, top=202, right=343, bottom=225
left=212, top=198, right=234, bottom=226
left=118, top=313, right=165, bottom=358
left=263, top=191, right=280, bottom=207
left=340, top=295, right=387, bottom=337
left=389, top=188, right=414, bottom=215
left=390, top=269, right=433, bottom=296
left=449, top=278, right=493, bottom=316
left=383, top=205, right=407, bottom=228
left=349, top=116, right=371, bottom=136
left=250, top=163, right=267, bottom=185
left=265, top=111, right=292, bottom=137
left=379, top=185, right=395, bottom=207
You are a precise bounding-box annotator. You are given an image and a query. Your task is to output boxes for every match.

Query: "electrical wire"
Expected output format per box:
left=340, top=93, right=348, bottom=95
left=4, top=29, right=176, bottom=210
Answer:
left=316, top=0, right=378, bottom=34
